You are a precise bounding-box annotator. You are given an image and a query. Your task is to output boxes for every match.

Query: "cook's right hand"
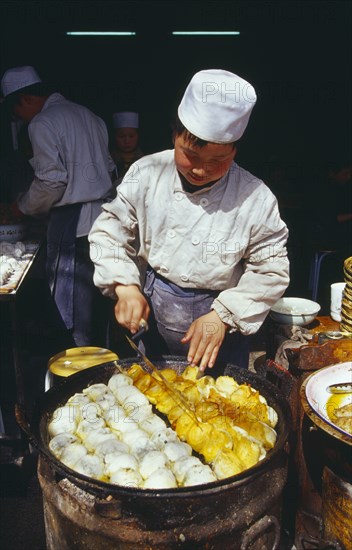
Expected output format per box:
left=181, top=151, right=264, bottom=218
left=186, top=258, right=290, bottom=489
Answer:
left=114, top=284, right=150, bottom=334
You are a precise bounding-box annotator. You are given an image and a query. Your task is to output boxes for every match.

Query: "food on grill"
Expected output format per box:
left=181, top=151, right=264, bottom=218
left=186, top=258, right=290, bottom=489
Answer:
left=48, top=405, right=78, bottom=436
left=127, top=364, right=278, bottom=477
left=143, top=467, right=177, bottom=489
left=73, top=454, right=105, bottom=479
left=48, top=366, right=278, bottom=488
left=183, top=463, right=217, bottom=487
left=60, top=442, right=87, bottom=468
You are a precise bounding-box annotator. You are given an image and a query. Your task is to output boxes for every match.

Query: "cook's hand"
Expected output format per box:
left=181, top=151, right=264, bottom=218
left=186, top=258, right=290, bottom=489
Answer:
left=114, top=284, right=150, bottom=334
left=181, top=310, right=229, bottom=371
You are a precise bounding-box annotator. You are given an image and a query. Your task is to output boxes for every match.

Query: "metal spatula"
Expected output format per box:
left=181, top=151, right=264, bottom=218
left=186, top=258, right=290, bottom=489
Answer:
left=125, top=329, right=201, bottom=426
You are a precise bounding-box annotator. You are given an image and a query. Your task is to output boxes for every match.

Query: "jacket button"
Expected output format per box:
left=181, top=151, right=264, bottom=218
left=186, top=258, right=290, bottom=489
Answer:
left=191, top=236, right=200, bottom=245
left=180, top=274, right=189, bottom=282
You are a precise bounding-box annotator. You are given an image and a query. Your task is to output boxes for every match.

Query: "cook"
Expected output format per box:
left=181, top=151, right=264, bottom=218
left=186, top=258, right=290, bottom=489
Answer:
left=88, top=69, right=290, bottom=372
left=0, top=65, right=116, bottom=347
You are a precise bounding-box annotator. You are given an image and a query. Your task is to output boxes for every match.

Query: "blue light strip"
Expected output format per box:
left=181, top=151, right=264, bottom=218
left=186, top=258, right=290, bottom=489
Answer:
left=66, top=32, right=136, bottom=36
left=172, top=31, right=240, bottom=36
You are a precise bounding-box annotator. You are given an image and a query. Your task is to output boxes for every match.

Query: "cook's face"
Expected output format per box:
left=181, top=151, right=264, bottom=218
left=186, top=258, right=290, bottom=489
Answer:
left=115, top=128, right=139, bottom=153
left=174, top=134, right=236, bottom=186
left=13, top=96, right=38, bottom=123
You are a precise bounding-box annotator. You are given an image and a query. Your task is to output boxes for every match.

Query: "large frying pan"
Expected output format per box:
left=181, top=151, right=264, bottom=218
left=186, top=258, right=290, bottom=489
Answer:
left=17, top=356, right=291, bottom=525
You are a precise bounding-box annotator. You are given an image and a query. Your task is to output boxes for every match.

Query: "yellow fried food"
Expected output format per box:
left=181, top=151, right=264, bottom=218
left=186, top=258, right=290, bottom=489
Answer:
left=127, top=363, right=145, bottom=381
left=230, top=427, right=263, bottom=466
left=179, top=365, right=199, bottom=381
left=207, top=388, right=271, bottom=426
left=195, top=400, right=221, bottom=422
left=212, top=449, right=244, bottom=479
left=168, top=405, right=185, bottom=426
left=155, top=392, right=180, bottom=415
left=134, top=372, right=153, bottom=393
left=125, top=362, right=277, bottom=479
left=158, top=368, right=178, bottom=383
left=144, top=380, right=165, bottom=404
left=207, top=416, right=264, bottom=467
left=215, top=376, right=240, bottom=396
left=233, top=420, right=277, bottom=450
left=200, top=429, right=233, bottom=462
left=195, top=376, right=217, bottom=398
left=175, top=412, right=197, bottom=440
left=187, top=422, right=213, bottom=454
left=182, top=384, right=202, bottom=405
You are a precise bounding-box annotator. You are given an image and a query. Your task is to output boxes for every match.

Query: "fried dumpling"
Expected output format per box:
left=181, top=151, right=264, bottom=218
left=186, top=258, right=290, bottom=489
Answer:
left=108, top=373, right=133, bottom=394
left=94, top=438, right=129, bottom=458
left=48, top=406, right=78, bottom=437
left=49, top=433, right=78, bottom=459
left=104, top=452, right=139, bottom=476
left=143, top=467, right=177, bottom=489
left=72, top=454, right=104, bottom=480
left=60, top=442, right=87, bottom=468
left=139, top=451, right=168, bottom=480
left=110, top=468, right=143, bottom=488
left=183, top=464, right=217, bottom=487
left=76, top=417, right=106, bottom=440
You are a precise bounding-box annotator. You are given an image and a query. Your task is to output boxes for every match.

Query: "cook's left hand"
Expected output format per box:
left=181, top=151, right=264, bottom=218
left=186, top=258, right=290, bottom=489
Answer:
left=181, top=310, right=229, bottom=371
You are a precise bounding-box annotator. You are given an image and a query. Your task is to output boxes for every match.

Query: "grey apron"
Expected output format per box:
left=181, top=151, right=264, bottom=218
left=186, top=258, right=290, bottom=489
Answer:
left=142, top=268, right=250, bottom=372
left=46, top=203, right=83, bottom=331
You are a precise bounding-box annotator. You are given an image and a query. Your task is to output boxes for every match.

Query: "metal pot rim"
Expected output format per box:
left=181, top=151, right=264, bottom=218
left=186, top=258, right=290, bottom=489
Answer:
left=21, top=356, right=292, bottom=497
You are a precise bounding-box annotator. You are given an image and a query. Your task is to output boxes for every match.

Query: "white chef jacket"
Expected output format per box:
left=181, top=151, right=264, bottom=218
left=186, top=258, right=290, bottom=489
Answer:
left=89, top=150, right=290, bottom=334
left=17, top=93, right=116, bottom=237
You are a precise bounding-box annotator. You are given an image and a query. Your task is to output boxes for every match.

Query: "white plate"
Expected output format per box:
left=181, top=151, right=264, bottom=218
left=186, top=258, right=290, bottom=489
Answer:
left=305, top=362, right=352, bottom=437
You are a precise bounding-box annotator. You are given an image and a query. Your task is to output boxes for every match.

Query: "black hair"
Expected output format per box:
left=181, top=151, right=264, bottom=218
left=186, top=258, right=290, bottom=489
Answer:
left=4, top=82, right=53, bottom=113
left=173, top=114, right=237, bottom=149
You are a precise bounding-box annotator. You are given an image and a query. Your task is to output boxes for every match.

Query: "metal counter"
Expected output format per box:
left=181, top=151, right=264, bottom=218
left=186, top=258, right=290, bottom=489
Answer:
left=0, top=241, right=42, bottom=440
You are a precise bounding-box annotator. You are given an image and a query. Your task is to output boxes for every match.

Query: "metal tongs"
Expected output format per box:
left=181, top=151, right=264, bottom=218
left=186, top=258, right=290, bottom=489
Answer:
left=123, top=320, right=201, bottom=426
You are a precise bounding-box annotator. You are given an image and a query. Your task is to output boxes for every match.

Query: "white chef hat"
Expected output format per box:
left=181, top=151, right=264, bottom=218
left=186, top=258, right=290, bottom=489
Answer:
left=178, top=69, right=257, bottom=143
left=113, top=111, right=139, bottom=129
left=1, top=65, right=42, bottom=97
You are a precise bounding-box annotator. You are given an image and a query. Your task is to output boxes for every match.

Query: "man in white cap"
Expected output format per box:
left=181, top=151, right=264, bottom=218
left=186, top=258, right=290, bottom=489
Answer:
left=89, top=69, right=290, bottom=372
left=110, top=111, right=144, bottom=185
left=1, top=65, right=116, bottom=347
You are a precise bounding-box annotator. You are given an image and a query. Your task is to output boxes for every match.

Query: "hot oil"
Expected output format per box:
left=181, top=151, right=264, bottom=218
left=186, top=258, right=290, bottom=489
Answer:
left=326, top=392, right=351, bottom=425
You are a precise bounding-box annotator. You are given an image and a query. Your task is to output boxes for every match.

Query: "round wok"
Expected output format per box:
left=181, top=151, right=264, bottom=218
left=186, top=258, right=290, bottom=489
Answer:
left=18, top=356, right=291, bottom=501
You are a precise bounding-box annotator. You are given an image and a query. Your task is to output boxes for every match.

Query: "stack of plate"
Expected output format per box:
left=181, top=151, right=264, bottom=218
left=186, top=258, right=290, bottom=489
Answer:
left=340, top=256, right=352, bottom=334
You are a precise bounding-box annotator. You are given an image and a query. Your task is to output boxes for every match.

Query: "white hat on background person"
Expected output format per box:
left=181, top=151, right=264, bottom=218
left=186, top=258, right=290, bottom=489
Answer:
left=1, top=65, right=42, bottom=97
left=113, top=111, right=139, bottom=129
left=178, top=69, right=257, bottom=143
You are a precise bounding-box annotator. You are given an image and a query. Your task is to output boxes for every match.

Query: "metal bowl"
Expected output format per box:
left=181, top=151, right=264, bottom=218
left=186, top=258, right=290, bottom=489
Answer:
left=270, top=297, right=321, bottom=326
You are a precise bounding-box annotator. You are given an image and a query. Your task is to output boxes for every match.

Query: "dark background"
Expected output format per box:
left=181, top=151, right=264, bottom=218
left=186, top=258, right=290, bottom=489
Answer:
left=0, top=0, right=351, bottom=167
left=0, top=0, right=351, bottom=304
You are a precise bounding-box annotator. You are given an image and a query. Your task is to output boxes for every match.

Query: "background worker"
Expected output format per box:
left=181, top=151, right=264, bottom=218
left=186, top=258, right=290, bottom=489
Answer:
left=1, top=65, right=116, bottom=347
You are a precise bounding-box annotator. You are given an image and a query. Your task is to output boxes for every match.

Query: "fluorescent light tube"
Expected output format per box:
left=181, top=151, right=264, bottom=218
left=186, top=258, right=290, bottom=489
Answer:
left=172, top=31, right=240, bottom=36
left=66, top=32, right=136, bottom=36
